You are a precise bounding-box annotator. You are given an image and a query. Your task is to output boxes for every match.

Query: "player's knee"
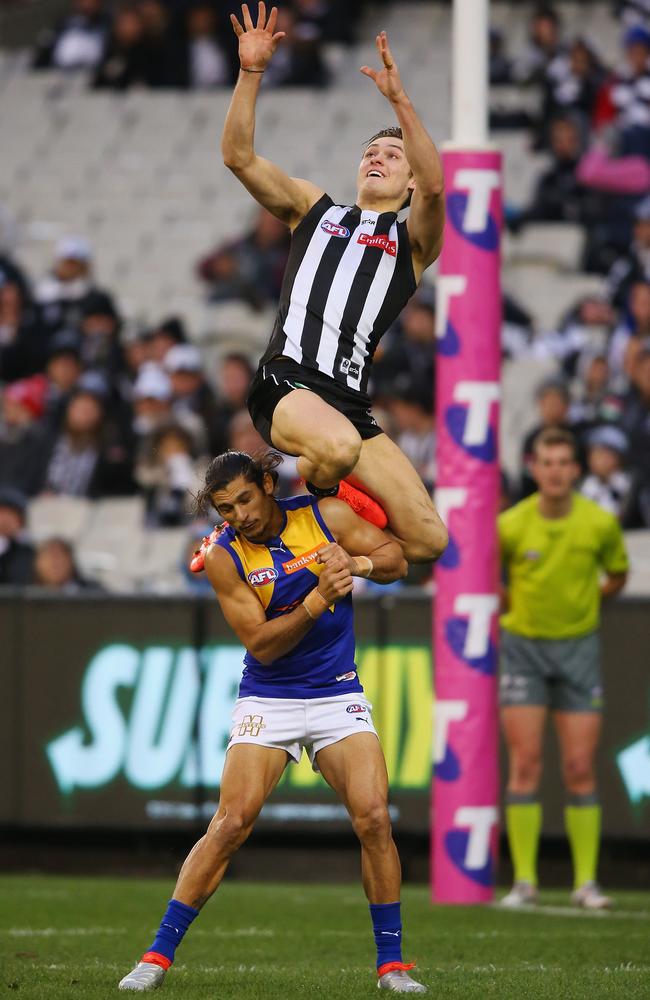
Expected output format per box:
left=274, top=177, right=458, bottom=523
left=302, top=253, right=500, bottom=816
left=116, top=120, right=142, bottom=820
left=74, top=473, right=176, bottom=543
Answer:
left=352, top=803, right=392, bottom=845
left=562, top=755, right=595, bottom=791
left=402, top=518, right=448, bottom=564
left=510, top=752, right=543, bottom=790
left=313, top=430, right=362, bottom=480
left=210, top=810, right=254, bottom=854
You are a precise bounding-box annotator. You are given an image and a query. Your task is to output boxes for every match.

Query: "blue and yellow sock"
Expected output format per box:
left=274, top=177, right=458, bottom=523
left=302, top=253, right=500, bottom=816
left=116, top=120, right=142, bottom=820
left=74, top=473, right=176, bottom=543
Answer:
left=142, top=899, right=199, bottom=969
left=505, top=791, right=542, bottom=886
left=565, top=792, right=601, bottom=889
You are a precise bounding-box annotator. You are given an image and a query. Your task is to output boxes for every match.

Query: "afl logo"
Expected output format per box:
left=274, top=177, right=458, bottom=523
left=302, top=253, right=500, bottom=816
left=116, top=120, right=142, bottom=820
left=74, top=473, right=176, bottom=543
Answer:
left=321, top=219, right=350, bottom=238
left=248, top=567, right=278, bottom=587
left=346, top=704, right=366, bottom=714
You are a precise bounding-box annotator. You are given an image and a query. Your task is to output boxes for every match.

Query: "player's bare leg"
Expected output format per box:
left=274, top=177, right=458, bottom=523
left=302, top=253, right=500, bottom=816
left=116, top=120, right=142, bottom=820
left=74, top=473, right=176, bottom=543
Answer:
left=118, top=745, right=287, bottom=991
left=317, top=733, right=426, bottom=992
left=500, top=705, right=546, bottom=907
left=347, top=434, right=448, bottom=562
left=554, top=711, right=610, bottom=908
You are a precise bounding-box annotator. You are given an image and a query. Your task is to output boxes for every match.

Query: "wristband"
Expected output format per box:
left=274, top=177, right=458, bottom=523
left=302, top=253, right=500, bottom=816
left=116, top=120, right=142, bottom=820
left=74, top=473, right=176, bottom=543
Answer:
left=242, top=67, right=265, bottom=73
left=302, top=588, right=330, bottom=620
left=354, top=556, right=374, bottom=578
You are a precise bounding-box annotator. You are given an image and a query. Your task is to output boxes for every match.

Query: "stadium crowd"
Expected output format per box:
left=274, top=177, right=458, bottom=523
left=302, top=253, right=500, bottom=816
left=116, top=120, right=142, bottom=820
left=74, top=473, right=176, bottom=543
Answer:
left=1, top=1, right=650, bottom=590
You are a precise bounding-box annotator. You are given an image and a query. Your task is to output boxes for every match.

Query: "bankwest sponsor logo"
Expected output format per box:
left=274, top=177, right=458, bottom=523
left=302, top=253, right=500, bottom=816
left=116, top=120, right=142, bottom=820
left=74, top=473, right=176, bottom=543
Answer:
left=358, top=233, right=396, bottom=256
left=282, top=543, right=325, bottom=575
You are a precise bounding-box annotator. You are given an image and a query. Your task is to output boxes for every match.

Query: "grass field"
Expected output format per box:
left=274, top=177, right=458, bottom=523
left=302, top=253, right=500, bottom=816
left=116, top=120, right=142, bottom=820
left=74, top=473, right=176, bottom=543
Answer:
left=1, top=876, right=649, bottom=998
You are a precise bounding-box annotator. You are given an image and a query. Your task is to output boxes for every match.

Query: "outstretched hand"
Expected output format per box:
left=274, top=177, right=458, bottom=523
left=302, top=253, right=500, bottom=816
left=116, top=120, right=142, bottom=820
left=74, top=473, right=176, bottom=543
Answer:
left=230, top=2, right=285, bottom=72
left=360, top=31, right=406, bottom=103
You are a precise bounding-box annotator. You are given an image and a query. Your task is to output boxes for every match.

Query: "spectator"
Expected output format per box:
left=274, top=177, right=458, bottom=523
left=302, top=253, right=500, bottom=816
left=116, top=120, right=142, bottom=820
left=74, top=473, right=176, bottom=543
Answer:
left=520, top=377, right=577, bottom=496
left=44, top=331, right=83, bottom=427
left=147, top=316, right=187, bottom=364
left=33, top=0, right=110, bottom=71
left=373, top=292, right=435, bottom=397
left=387, top=380, right=436, bottom=492
left=510, top=115, right=600, bottom=230
left=262, top=6, right=329, bottom=88
left=138, top=0, right=176, bottom=87
left=607, top=195, right=650, bottom=308
left=133, top=363, right=205, bottom=450
left=0, top=376, right=51, bottom=497
left=569, top=349, right=622, bottom=427
left=544, top=37, right=606, bottom=127
left=0, top=488, right=34, bottom=586
left=92, top=3, right=157, bottom=91
left=536, top=297, right=615, bottom=373
left=620, top=343, right=650, bottom=524
left=42, top=385, right=136, bottom=498
left=136, top=422, right=205, bottom=527
left=173, top=2, right=234, bottom=89
left=512, top=5, right=566, bottom=87
left=213, top=352, right=255, bottom=427
left=197, top=209, right=290, bottom=309
left=610, top=24, right=650, bottom=157
left=164, top=343, right=226, bottom=455
left=489, top=26, right=513, bottom=85
left=227, top=407, right=268, bottom=456
left=0, top=279, right=48, bottom=382
left=35, top=236, right=116, bottom=336
left=580, top=424, right=633, bottom=519
left=78, top=290, right=125, bottom=379
left=32, top=536, right=101, bottom=591
left=608, top=280, right=650, bottom=381
left=0, top=252, right=31, bottom=302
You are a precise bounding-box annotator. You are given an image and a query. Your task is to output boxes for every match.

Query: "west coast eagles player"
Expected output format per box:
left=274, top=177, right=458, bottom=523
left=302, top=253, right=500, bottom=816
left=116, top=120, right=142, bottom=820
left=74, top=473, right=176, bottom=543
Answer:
left=119, top=450, right=427, bottom=993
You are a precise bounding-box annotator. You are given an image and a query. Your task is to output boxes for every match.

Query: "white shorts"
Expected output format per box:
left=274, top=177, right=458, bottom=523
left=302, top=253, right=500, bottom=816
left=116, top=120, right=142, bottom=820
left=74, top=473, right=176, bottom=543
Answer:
left=228, top=694, right=378, bottom=771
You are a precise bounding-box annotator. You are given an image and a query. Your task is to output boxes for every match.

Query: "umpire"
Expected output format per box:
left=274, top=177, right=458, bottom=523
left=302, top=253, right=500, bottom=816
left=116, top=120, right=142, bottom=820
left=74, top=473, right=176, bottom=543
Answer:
left=498, top=428, right=628, bottom=909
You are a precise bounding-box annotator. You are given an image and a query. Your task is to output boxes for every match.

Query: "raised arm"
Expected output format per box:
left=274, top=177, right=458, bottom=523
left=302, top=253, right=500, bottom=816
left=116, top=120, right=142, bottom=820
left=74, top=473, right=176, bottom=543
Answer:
left=221, top=2, right=324, bottom=229
left=205, top=543, right=353, bottom=666
left=361, top=31, right=445, bottom=277
left=317, top=497, right=409, bottom=583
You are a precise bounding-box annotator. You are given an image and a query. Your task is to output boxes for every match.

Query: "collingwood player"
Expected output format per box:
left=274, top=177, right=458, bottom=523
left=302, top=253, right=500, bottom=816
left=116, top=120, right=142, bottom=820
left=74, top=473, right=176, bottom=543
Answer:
left=190, top=4, right=448, bottom=572
left=119, top=450, right=427, bottom=994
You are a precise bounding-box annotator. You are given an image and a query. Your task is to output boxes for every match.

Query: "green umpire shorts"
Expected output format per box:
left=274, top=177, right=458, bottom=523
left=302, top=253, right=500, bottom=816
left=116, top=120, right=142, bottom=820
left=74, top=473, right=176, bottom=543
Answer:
left=499, top=629, right=603, bottom=712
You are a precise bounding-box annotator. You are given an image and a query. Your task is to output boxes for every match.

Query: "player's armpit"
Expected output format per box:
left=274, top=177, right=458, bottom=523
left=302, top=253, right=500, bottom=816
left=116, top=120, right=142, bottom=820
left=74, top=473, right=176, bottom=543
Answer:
left=317, top=498, right=408, bottom=583
left=227, top=156, right=324, bottom=230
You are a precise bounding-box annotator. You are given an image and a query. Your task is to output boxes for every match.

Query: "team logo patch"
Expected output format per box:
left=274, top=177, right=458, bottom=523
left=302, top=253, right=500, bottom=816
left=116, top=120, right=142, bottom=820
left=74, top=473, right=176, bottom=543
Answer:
left=237, top=714, right=266, bottom=737
left=336, top=671, right=357, bottom=682
left=321, top=219, right=350, bottom=238
left=358, top=232, right=396, bottom=256
left=247, top=567, right=278, bottom=587
left=283, top=543, right=326, bottom=574
left=339, top=358, right=361, bottom=378
left=346, top=704, right=366, bottom=714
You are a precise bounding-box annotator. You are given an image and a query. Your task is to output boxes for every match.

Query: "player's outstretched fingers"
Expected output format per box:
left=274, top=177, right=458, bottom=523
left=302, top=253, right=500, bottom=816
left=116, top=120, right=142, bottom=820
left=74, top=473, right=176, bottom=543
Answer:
left=267, top=4, right=278, bottom=34
left=242, top=3, right=254, bottom=30
left=257, top=1, right=266, bottom=29
left=360, top=64, right=377, bottom=81
left=230, top=11, right=243, bottom=35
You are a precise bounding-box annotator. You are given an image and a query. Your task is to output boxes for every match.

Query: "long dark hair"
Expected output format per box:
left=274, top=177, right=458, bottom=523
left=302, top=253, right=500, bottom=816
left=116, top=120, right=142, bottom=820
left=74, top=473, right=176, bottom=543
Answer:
left=193, top=450, right=283, bottom=515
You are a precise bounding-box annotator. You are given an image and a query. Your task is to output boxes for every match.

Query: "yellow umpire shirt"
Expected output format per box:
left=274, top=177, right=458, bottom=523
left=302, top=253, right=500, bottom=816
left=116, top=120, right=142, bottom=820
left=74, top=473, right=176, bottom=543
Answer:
left=498, top=493, right=629, bottom=640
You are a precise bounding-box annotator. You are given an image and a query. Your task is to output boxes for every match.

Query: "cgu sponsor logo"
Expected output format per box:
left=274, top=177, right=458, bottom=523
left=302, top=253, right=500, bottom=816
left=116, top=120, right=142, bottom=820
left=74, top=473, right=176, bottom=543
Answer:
left=321, top=219, right=350, bottom=238
left=248, top=567, right=278, bottom=587
left=358, top=232, right=396, bottom=256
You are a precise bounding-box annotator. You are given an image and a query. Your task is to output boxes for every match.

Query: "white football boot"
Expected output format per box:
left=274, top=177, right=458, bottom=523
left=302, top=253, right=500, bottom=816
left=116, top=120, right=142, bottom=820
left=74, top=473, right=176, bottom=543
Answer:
left=570, top=881, right=612, bottom=910
left=378, top=965, right=427, bottom=992
left=499, top=881, right=539, bottom=908
left=118, top=961, right=167, bottom=991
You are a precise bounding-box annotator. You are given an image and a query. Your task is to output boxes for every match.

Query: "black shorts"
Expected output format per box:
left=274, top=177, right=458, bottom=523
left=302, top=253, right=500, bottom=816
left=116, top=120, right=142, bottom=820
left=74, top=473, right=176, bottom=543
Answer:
left=247, top=356, right=384, bottom=448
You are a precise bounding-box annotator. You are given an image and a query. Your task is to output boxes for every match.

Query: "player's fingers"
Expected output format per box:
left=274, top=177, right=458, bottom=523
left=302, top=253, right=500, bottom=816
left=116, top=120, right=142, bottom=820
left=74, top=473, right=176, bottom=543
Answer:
left=230, top=12, right=243, bottom=36
left=257, top=0, right=265, bottom=30
left=360, top=66, right=377, bottom=81
left=380, top=31, right=394, bottom=69
left=267, top=4, right=277, bottom=33
left=241, top=3, right=254, bottom=30
left=272, top=31, right=286, bottom=43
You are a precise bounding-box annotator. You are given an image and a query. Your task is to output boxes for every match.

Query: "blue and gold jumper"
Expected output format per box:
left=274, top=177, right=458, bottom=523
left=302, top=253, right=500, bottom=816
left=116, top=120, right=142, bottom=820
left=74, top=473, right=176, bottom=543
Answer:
left=215, top=494, right=362, bottom=699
